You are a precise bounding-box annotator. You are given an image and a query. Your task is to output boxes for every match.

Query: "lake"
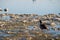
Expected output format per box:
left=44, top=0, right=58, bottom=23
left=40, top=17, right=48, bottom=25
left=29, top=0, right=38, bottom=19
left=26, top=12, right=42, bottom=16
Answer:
left=0, top=0, right=60, bottom=15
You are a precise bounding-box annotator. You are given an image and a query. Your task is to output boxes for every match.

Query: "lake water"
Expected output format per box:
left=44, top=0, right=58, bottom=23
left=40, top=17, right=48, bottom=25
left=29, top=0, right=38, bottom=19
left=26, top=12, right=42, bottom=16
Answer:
left=0, top=0, right=60, bottom=15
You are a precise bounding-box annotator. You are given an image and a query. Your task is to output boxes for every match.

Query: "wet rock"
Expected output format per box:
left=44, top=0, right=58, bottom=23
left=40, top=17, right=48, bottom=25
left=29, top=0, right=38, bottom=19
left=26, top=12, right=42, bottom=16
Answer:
left=21, top=37, right=27, bottom=40
left=57, top=28, right=60, bottom=30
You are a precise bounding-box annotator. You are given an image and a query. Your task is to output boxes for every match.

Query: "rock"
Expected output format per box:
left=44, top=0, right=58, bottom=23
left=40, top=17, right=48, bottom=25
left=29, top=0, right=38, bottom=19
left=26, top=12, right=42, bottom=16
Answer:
left=7, top=31, right=16, bottom=34
left=51, top=38, right=55, bottom=40
left=57, top=28, right=60, bottom=30
left=50, top=22, right=56, bottom=27
left=21, top=37, right=26, bottom=40
left=44, top=34, right=48, bottom=38
left=0, top=8, right=2, bottom=11
left=39, top=34, right=42, bottom=36
left=4, top=8, right=8, bottom=12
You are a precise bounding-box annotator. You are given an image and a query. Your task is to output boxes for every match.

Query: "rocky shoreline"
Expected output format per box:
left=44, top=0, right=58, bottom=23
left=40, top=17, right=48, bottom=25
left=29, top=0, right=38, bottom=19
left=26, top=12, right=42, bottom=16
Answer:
left=0, top=13, right=60, bottom=40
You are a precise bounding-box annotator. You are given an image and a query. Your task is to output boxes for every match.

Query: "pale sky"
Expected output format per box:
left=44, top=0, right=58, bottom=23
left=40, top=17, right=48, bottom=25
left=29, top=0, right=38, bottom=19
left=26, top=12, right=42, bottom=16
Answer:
left=0, top=0, right=60, bottom=15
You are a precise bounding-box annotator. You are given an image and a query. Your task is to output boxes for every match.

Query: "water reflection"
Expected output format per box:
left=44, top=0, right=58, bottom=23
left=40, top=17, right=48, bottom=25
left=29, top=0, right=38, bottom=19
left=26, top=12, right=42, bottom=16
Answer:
left=32, top=0, right=36, bottom=3
left=44, top=24, right=60, bottom=36
left=28, top=26, right=34, bottom=30
left=0, top=16, right=10, bottom=21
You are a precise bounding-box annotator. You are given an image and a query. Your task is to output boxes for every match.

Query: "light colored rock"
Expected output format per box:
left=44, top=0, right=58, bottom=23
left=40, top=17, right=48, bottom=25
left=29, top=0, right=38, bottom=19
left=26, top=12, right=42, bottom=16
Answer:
left=50, top=22, right=56, bottom=27
left=0, top=8, right=2, bottom=11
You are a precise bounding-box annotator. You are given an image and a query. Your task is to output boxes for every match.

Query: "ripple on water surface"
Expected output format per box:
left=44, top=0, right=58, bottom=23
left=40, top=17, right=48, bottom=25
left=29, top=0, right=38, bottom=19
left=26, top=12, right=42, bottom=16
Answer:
left=43, top=25, right=60, bottom=36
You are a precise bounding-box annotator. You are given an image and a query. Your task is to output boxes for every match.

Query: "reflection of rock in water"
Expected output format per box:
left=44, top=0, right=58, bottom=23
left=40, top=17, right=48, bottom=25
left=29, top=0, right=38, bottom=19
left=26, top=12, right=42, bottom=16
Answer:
left=59, top=13, right=60, bottom=15
left=21, top=37, right=26, bottom=40
left=0, top=33, right=15, bottom=37
left=44, top=25, right=60, bottom=36
left=32, top=0, right=36, bottom=3
left=2, top=16, right=10, bottom=21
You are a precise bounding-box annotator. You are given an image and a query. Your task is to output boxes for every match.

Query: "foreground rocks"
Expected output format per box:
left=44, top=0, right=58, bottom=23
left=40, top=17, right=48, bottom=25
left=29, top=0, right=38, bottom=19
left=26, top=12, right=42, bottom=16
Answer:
left=0, top=13, right=60, bottom=40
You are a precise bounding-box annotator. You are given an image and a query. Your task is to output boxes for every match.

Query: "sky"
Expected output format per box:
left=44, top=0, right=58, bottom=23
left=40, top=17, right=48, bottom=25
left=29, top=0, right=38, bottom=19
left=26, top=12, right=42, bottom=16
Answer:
left=0, top=0, right=60, bottom=15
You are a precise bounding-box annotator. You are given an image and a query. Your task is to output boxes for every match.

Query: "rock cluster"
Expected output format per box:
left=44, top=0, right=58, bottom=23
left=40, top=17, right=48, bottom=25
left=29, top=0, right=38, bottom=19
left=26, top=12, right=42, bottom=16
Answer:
left=0, top=13, right=60, bottom=40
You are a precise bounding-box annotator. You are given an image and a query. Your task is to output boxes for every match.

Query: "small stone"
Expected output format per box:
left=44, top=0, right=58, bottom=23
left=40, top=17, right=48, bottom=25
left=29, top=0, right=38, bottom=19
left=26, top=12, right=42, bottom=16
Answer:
left=51, top=22, right=56, bottom=27
left=39, top=34, right=42, bottom=36
left=44, top=34, right=48, bottom=38
left=51, top=38, right=55, bottom=40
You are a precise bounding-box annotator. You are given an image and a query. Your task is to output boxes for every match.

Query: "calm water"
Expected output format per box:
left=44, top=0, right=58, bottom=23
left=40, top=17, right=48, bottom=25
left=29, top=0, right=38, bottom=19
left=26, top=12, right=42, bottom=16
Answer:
left=0, top=0, right=60, bottom=15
